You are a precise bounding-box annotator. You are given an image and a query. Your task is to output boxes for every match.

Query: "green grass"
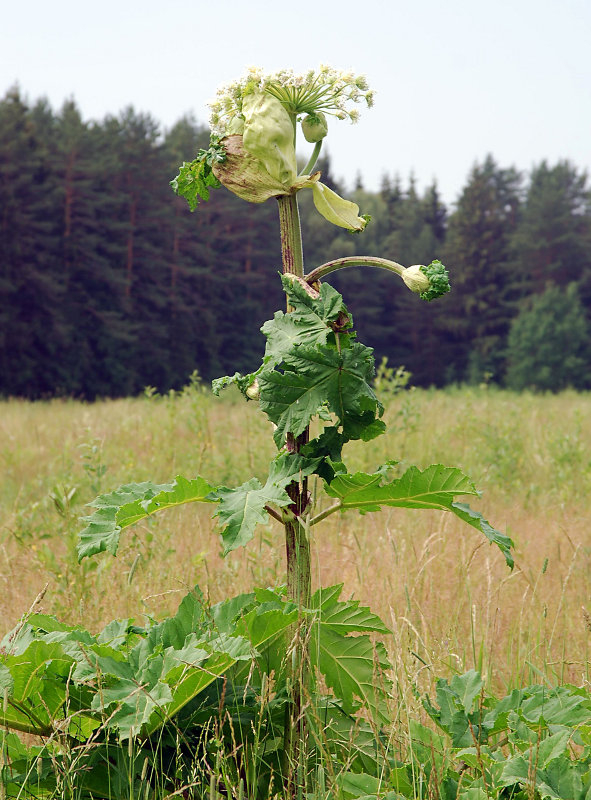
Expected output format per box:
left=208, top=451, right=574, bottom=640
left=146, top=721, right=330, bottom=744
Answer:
left=2, top=382, right=591, bottom=698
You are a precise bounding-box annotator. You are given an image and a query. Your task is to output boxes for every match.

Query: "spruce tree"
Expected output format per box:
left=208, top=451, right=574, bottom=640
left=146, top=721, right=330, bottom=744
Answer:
left=442, top=155, right=522, bottom=383
left=512, top=160, right=591, bottom=294
left=0, top=90, right=66, bottom=397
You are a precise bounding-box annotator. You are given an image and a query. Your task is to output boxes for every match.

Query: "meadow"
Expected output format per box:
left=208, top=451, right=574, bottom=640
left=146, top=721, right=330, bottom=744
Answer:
left=2, top=377, right=590, bottom=711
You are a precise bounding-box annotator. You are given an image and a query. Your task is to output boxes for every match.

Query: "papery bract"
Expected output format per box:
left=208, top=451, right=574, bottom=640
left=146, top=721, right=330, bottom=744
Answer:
left=311, top=181, right=368, bottom=231
left=242, top=89, right=297, bottom=186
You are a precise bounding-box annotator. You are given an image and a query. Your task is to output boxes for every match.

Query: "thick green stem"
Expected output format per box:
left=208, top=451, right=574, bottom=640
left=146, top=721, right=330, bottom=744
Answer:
left=277, top=194, right=305, bottom=278
left=305, top=255, right=406, bottom=285
left=276, top=196, right=310, bottom=603
left=276, top=193, right=311, bottom=797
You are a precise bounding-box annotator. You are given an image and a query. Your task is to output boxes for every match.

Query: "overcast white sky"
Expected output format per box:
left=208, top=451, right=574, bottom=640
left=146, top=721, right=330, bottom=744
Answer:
left=2, top=0, right=589, bottom=205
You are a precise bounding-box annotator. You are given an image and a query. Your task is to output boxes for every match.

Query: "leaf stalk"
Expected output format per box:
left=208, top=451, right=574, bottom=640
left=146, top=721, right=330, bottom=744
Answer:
left=309, top=502, right=341, bottom=527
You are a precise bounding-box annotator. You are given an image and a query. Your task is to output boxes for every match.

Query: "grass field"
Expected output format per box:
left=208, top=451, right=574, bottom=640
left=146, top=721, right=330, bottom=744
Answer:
left=2, top=381, right=591, bottom=709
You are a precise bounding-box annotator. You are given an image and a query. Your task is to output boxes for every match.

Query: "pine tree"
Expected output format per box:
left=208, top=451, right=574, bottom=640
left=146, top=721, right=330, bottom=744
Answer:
left=442, top=155, right=522, bottom=383
left=512, top=160, right=591, bottom=293
left=0, top=90, right=66, bottom=397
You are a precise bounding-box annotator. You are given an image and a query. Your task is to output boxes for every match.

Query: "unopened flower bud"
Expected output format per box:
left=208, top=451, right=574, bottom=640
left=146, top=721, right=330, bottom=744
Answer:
left=245, top=379, right=260, bottom=401
left=401, top=265, right=431, bottom=295
left=301, top=112, right=328, bottom=143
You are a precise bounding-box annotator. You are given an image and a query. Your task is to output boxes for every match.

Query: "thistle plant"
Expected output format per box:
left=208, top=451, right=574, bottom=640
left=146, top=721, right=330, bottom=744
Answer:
left=0, top=67, right=513, bottom=800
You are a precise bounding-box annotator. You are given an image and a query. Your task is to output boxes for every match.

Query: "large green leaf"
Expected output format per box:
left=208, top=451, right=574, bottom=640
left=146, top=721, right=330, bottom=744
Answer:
left=261, top=278, right=351, bottom=372
left=212, top=478, right=292, bottom=554
left=311, top=585, right=391, bottom=635
left=0, top=641, right=96, bottom=737
left=423, top=670, right=485, bottom=747
left=1, top=586, right=299, bottom=743
left=325, top=464, right=514, bottom=567
left=261, top=309, right=330, bottom=371
left=308, top=586, right=391, bottom=723
left=77, top=475, right=217, bottom=561
left=260, top=342, right=382, bottom=446
left=282, top=275, right=348, bottom=324
left=211, top=453, right=321, bottom=554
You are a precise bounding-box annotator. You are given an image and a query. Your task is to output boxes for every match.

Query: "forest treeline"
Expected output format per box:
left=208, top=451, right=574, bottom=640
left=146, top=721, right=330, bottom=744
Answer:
left=1, top=88, right=591, bottom=398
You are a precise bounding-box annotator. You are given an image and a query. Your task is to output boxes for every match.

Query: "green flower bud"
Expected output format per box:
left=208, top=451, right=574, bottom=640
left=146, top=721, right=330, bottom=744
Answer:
left=301, top=112, right=328, bottom=143
left=401, top=261, right=451, bottom=301
left=401, top=265, right=431, bottom=295
left=245, top=379, right=260, bottom=401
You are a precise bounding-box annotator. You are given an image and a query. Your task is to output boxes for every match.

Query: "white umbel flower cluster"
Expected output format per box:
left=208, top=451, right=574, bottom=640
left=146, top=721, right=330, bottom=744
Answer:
left=209, top=66, right=374, bottom=137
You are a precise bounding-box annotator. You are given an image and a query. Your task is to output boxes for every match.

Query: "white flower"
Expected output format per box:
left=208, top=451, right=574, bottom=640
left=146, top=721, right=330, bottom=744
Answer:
left=208, top=66, right=374, bottom=137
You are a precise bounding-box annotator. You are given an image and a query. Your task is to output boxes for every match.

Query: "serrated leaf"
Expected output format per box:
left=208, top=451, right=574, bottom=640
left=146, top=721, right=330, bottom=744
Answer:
left=309, top=587, right=391, bottom=722
left=261, top=310, right=331, bottom=369
left=211, top=371, right=255, bottom=397
left=281, top=276, right=349, bottom=325
left=451, top=502, right=514, bottom=569
left=0, top=642, right=77, bottom=735
left=449, top=670, right=484, bottom=714
left=536, top=729, right=572, bottom=768
left=210, top=454, right=320, bottom=554
left=259, top=342, right=382, bottom=446
left=118, top=475, right=215, bottom=526
left=326, top=463, right=477, bottom=510
left=311, top=585, right=391, bottom=635
left=325, top=464, right=514, bottom=567
left=171, top=140, right=225, bottom=211
left=267, top=452, right=322, bottom=486
left=211, top=478, right=292, bottom=554
left=77, top=475, right=217, bottom=561
left=425, top=671, right=485, bottom=746
left=311, top=626, right=390, bottom=723
left=519, top=685, right=591, bottom=727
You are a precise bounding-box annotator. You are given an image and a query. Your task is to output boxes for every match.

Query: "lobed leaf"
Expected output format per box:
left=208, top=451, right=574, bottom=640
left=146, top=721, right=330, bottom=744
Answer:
left=77, top=475, right=217, bottom=561
left=308, top=585, right=392, bottom=723
left=311, top=584, right=391, bottom=635
left=211, top=478, right=292, bottom=554
left=259, top=342, right=382, bottom=447
left=211, top=453, right=321, bottom=553
left=325, top=464, right=514, bottom=567
left=170, top=139, right=226, bottom=211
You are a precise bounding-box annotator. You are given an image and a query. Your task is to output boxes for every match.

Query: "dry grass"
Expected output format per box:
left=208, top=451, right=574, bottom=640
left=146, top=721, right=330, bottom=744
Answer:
left=2, top=384, right=591, bottom=703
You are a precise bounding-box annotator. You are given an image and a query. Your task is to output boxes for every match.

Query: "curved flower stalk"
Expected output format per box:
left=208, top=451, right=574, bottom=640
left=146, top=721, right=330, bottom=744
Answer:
left=172, top=67, right=373, bottom=231
left=305, top=257, right=451, bottom=301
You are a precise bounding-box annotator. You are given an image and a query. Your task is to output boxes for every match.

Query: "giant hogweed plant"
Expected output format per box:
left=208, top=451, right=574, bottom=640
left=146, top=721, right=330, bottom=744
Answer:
left=0, top=68, right=514, bottom=799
